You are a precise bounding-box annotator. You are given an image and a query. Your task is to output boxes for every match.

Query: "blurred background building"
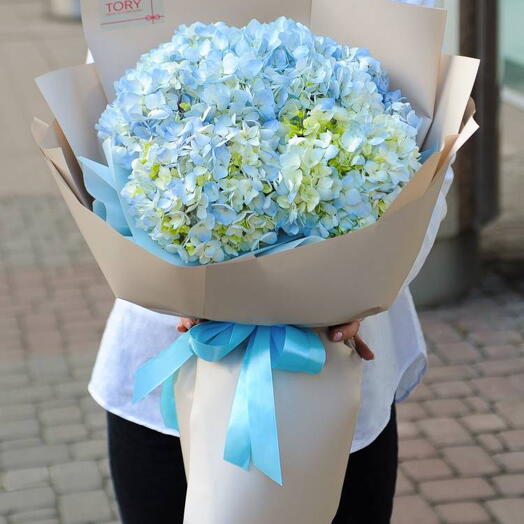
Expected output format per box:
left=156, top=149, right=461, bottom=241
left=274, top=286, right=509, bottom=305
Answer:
left=412, top=0, right=523, bottom=305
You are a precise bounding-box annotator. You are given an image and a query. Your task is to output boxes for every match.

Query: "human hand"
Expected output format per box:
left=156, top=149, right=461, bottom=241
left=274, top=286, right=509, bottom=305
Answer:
left=328, top=320, right=375, bottom=361
left=176, top=317, right=203, bottom=332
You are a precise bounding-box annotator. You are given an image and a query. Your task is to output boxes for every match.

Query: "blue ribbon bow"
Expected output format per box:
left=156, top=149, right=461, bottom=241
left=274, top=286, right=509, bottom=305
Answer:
left=133, top=322, right=326, bottom=485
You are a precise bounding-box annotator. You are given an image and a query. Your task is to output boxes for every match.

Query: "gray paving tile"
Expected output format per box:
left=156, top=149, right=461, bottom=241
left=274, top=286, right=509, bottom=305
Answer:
left=58, top=490, right=112, bottom=524
left=9, top=508, right=58, bottom=524
left=0, top=488, right=55, bottom=514
left=49, top=461, right=102, bottom=495
left=1, top=444, right=70, bottom=470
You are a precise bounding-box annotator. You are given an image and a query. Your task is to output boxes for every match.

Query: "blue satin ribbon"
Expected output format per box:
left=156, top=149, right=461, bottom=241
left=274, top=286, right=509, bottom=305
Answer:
left=133, top=322, right=326, bottom=485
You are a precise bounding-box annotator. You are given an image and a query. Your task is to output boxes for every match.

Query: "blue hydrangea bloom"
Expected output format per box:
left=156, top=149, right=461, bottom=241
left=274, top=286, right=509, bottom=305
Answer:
left=97, top=17, right=421, bottom=265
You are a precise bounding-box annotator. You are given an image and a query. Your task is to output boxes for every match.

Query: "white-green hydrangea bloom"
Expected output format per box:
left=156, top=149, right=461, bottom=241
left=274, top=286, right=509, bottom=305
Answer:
left=97, top=17, right=421, bottom=265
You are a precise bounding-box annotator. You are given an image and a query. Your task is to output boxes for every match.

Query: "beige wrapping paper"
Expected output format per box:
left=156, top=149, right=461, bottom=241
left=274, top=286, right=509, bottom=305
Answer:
left=31, top=2, right=480, bottom=523
left=176, top=336, right=362, bottom=524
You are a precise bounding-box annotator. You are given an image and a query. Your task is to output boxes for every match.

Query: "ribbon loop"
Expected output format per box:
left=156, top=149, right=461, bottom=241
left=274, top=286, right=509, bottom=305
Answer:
left=189, top=322, right=255, bottom=361
left=133, top=321, right=326, bottom=484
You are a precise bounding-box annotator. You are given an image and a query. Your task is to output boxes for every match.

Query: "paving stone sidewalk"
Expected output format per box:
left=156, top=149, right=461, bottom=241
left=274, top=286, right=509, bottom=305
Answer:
left=1, top=2, right=524, bottom=523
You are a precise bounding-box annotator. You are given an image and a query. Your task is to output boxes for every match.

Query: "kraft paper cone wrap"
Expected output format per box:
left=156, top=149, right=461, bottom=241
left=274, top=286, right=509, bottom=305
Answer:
left=176, top=335, right=362, bottom=524
left=33, top=0, right=479, bottom=327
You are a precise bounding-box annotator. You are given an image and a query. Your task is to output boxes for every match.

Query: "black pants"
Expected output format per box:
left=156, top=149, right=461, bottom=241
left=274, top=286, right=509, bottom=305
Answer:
left=107, top=404, right=397, bottom=524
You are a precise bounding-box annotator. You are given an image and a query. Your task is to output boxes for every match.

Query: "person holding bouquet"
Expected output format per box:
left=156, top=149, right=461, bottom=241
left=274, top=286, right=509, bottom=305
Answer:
left=79, top=1, right=453, bottom=522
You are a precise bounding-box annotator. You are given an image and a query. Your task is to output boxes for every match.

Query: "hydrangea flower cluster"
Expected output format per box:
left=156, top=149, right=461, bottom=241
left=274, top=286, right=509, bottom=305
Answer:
left=97, top=17, right=421, bottom=264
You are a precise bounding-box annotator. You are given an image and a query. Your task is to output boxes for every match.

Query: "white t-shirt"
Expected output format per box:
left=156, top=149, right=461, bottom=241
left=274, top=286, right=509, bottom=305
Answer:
left=88, top=0, right=443, bottom=452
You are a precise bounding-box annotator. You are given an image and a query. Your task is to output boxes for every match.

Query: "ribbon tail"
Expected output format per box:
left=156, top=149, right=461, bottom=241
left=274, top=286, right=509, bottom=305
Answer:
left=160, top=372, right=179, bottom=430
left=223, top=354, right=251, bottom=471
left=247, top=326, right=283, bottom=485
left=133, top=334, right=193, bottom=403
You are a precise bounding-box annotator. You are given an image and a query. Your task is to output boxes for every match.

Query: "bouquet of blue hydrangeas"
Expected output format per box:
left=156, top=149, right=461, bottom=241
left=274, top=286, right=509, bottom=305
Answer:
left=33, top=0, right=478, bottom=522
left=96, top=17, right=421, bottom=265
